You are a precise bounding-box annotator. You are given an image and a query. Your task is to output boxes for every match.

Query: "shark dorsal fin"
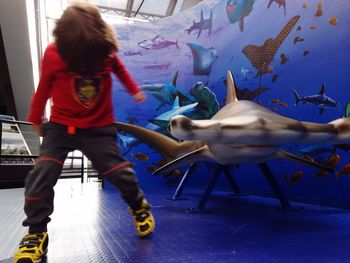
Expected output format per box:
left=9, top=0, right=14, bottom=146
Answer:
left=226, top=71, right=238, bottom=104
left=172, top=71, right=179, bottom=87
left=152, top=35, right=160, bottom=41
left=172, top=96, right=180, bottom=109
left=319, top=83, right=326, bottom=96
left=200, top=10, right=204, bottom=20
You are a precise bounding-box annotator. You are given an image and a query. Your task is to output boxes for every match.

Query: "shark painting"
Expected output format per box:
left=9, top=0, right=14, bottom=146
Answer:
left=116, top=71, right=350, bottom=175
left=187, top=43, right=217, bottom=76
left=185, top=10, right=213, bottom=39
left=291, top=83, right=340, bottom=115
left=141, top=71, right=193, bottom=110
left=148, top=97, right=198, bottom=134
left=138, top=35, right=179, bottom=50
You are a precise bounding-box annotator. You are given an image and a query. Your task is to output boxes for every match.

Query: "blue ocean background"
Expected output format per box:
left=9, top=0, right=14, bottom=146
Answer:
left=110, top=0, right=350, bottom=208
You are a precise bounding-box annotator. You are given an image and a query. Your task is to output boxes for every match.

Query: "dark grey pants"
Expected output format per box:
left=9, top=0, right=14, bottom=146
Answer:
left=22, top=122, right=145, bottom=233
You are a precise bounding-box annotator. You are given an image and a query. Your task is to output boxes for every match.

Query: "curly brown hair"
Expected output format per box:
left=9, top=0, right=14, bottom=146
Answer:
left=53, top=1, right=119, bottom=73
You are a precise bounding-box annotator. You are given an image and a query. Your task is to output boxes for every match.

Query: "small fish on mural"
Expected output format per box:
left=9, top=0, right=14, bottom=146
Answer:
left=123, top=49, right=144, bottom=56
left=293, top=36, right=304, bottom=44
left=302, top=3, right=308, bottom=9
left=309, top=25, right=319, bottom=30
left=132, top=152, right=149, bottom=162
left=325, top=153, right=341, bottom=168
left=272, top=74, right=279, bottom=83
left=144, top=62, right=171, bottom=70
left=296, top=25, right=302, bottom=31
left=314, top=1, right=323, bottom=18
left=280, top=53, right=289, bottom=64
left=290, top=170, right=304, bottom=184
left=303, top=50, right=310, bottom=56
left=241, top=67, right=253, bottom=81
left=271, top=98, right=280, bottom=104
left=278, top=102, right=288, bottom=107
left=328, top=16, right=338, bottom=26
left=144, top=165, right=158, bottom=173
left=315, top=169, right=329, bottom=179
left=338, top=164, right=350, bottom=176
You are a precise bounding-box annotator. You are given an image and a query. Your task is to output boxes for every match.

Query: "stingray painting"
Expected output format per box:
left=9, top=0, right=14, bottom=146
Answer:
left=116, top=71, right=350, bottom=176
left=187, top=43, right=218, bottom=76
left=242, top=15, right=300, bottom=76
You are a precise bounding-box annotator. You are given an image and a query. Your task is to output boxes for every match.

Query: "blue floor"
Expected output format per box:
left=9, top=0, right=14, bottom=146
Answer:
left=1, top=179, right=350, bottom=263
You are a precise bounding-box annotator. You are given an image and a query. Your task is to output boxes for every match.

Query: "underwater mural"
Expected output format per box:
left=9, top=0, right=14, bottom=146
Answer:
left=111, top=0, right=350, bottom=208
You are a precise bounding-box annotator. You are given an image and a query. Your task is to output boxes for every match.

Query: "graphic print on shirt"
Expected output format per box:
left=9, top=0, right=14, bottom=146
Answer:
left=73, top=76, right=102, bottom=108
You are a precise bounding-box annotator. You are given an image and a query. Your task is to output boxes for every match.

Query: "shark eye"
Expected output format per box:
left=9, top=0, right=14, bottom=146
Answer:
left=180, top=118, right=193, bottom=131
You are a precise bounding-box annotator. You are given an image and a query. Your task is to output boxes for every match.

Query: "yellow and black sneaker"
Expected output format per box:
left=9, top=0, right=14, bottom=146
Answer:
left=14, top=232, right=48, bottom=263
left=130, top=199, right=155, bottom=237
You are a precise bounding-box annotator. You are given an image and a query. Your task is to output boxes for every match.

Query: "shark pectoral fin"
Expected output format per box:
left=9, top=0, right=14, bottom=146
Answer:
left=154, top=145, right=213, bottom=175
left=276, top=149, right=334, bottom=173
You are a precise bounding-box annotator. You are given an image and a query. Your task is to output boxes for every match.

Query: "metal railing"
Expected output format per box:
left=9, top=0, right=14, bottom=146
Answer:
left=0, top=119, right=99, bottom=185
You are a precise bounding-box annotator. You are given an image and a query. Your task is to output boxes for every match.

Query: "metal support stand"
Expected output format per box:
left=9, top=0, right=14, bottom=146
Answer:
left=169, top=162, right=199, bottom=200
left=188, top=164, right=240, bottom=213
left=258, top=163, right=293, bottom=209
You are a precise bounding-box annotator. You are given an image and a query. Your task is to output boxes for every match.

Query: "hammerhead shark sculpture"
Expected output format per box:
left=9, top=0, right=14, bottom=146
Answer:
left=116, top=71, right=350, bottom=175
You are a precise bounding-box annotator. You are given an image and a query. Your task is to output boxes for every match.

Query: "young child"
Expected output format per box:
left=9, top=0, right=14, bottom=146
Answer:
left=14, top=2, right=154, bottom=262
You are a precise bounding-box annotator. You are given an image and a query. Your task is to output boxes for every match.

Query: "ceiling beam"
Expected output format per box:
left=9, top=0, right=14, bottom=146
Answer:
left=125, top=0, right=134, bottom=17
left=165, top=0, right=178, bottom=17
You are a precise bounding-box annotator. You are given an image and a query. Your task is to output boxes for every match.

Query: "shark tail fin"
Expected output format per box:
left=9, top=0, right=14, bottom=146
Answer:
left=175, top=39, right=179, bottom=49
left=209, top=11, right=213, bottom=36
left=291, top=88, right=301, bottom=105
left=154, top=145, right=213, bottom=175
left=276, top=149, right=334, bottom=173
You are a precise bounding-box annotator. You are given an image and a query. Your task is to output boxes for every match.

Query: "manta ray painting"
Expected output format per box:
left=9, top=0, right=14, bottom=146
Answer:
left=116, top=71, right=350, bottom=175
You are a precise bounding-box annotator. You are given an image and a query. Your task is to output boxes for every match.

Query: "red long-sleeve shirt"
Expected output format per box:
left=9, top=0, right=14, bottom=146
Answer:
left=28, top=43, right=140, bottom=128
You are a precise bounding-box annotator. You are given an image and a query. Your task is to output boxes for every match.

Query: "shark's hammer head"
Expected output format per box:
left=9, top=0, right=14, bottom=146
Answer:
left=169, top=115, right=220, bottom=141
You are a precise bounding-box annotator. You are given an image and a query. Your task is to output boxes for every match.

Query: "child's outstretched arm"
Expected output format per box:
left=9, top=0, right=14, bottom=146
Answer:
left=111, top=54, right=146, bottom=103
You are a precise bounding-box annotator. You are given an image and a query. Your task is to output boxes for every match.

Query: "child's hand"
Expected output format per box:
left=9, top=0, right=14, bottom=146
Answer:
left=133, top=91, right=146, bottom=104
